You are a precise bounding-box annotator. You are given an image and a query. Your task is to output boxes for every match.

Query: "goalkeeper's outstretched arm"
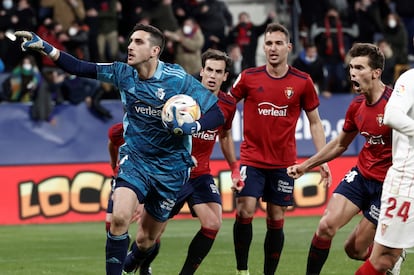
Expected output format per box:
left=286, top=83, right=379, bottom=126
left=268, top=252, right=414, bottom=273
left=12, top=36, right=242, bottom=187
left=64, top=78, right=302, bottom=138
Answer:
left=15, top=31, right=97, bottom=79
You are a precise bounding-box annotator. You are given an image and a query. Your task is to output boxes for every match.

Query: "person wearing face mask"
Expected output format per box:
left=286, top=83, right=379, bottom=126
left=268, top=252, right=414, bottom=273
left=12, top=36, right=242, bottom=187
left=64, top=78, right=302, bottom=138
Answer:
left=164, top=17, right=205, bottom=76
left=382, top=12, right=410, bottom=83
left=292, top=43, right=327, bottom=96
left=9, top=55, right=42, bottom=102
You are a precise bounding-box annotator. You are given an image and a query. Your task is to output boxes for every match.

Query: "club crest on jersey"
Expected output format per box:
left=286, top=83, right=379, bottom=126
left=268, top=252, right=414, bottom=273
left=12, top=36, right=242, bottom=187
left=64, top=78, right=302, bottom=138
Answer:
left=156, top=88, right=165, bottom=100
left=284, top=87, right=294, bottom=99
left=376, top=114, right=384, bottom=127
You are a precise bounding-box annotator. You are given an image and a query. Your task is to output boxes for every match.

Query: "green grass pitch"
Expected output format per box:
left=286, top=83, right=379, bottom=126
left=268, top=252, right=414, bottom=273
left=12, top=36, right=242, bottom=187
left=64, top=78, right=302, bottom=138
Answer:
left=0, top=216, right=412, bottom=274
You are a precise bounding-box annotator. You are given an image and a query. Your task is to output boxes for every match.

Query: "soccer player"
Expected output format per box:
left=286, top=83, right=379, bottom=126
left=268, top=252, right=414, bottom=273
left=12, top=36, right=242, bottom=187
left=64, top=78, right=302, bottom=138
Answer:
left=167, top=48, right=243, bottom=274
left=355, top=69, right=414, bottom=274
left=106, top=122, right=156, bottom=275
left=124, top=48, right=242, bottom=274
left=15, top=23, right=224, bottom=275
left=287, top=43, right=395, bottom=275
left=230, top=22, right=330, bottom=275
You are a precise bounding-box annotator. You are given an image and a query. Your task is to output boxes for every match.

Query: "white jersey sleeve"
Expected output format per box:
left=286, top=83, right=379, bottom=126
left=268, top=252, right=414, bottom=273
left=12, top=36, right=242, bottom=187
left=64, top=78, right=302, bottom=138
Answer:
left=384, top=69, right=414, bottom=137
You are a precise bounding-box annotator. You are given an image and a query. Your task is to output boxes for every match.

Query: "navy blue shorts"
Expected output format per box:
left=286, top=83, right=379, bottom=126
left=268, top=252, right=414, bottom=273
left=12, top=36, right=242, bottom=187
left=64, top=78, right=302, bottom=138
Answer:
left=115, top=167, right=189, bottom=222
left=334, top=166, right=382, bottom=225
left=236, top=166, right=294, bottom=206
left=169, top=174, right=221, bottom=218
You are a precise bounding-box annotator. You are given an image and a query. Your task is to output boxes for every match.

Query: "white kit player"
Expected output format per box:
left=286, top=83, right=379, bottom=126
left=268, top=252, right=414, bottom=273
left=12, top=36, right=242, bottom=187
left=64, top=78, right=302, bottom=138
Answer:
left=355, top=69, right=414, bottom=274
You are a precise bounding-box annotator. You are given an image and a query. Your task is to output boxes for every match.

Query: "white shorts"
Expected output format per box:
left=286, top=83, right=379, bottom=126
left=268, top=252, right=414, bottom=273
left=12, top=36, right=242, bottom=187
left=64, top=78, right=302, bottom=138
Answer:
left=375, top=173, right=414, bottom=248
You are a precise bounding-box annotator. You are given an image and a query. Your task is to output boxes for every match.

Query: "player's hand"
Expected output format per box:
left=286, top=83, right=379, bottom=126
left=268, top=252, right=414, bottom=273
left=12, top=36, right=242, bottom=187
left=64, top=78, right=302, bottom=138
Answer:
left=14, top=31, right=57, bottom=57
left=287, top=164, right=305, bottom=179
left=319, top=163, right=331, bottom=187
left=168, top=106, right=200, bottom=135
left=230, top=161, right=245, bottom=192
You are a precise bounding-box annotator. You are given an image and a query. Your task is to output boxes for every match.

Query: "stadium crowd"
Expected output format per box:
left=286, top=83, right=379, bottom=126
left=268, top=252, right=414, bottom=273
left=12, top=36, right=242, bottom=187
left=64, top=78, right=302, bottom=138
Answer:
left=1, top=0, right=413, bottom=111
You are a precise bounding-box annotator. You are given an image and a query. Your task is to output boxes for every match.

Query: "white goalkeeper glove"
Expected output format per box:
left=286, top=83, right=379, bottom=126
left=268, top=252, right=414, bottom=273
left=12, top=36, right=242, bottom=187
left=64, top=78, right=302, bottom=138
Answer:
left=14, top=31, right=58, bottom=58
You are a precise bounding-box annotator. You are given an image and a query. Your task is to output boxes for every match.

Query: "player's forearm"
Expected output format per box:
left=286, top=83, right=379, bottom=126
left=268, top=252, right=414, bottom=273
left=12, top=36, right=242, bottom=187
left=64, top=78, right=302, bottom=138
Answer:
left=384, top=105, right=414, bottom=137
left=219, top=130, right=238, bottom=166
left=55, top=51, right=97, bottom=79
left=198, top=103, right=224, bottom=131
left=301, top=138, right=345, bottom=171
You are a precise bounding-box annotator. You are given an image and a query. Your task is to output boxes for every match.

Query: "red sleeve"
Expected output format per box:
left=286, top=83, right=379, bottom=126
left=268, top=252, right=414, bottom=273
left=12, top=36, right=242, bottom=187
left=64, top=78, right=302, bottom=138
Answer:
left=108, top=123, right=124, bottom=147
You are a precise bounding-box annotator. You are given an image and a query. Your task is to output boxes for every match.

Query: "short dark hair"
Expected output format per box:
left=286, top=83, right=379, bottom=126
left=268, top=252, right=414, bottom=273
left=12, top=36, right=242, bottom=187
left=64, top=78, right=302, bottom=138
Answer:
left=201, top=49, right=233, bottom=73
left=265, top=23, right=290, bottom=42
left=131, top=23, right=165, bottom=55
left=348, top=43, right=384, bottom=70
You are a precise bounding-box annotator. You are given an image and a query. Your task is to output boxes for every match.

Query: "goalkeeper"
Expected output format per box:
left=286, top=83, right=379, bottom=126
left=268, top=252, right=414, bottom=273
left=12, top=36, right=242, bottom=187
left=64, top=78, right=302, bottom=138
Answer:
left=15, top=23, right=224, bottom=275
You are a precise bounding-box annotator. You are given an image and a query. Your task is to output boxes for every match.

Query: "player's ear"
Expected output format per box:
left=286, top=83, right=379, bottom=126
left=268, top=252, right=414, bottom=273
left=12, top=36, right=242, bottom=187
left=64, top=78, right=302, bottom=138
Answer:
left=223, top=71, right=229, bottom=82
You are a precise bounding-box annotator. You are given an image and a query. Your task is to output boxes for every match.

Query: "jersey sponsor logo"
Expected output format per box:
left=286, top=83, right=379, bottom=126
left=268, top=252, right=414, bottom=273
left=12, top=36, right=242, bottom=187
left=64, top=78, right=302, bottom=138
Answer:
left=257, top=102, right=287, bottom=117
left=284, top=87, right=294, bottom=99
left=133, top=100, right=162, bottom=117
left=361, top=132, right=385, bottom=145
left=160, top=198, right=175, bottom=211
left=192, top=129, right=218, bottom=141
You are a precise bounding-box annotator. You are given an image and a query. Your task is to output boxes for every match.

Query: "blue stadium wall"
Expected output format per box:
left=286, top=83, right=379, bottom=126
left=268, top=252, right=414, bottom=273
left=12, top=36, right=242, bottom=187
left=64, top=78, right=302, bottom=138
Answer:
left=0, top=95, right=363, bottom=224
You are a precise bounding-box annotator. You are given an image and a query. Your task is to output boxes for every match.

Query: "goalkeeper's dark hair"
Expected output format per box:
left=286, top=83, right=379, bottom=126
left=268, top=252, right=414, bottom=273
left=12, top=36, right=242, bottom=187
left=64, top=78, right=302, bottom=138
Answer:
left=201, top=48, right=233, bottom=73
left=130, top=23, right=165, bottom=56
left=348, top=43, right=384, bottom=71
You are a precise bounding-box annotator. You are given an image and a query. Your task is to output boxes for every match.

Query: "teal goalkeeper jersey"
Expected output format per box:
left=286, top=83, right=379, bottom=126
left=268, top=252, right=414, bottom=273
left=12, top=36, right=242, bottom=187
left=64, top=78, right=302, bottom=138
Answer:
left=96, top=61, right=218, bottom=174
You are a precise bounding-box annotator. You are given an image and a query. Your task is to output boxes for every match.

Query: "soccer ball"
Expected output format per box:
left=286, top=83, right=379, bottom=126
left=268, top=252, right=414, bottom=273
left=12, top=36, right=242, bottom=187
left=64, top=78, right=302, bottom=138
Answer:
left=161, top=94, right=201, bottom=128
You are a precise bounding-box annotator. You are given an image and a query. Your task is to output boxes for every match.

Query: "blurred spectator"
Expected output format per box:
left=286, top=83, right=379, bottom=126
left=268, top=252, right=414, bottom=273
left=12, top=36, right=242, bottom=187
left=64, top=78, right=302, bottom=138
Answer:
left=227, top=10, right=275, bottom=69
left=193, top=0, right=233, bottom=52
left=138, top=0, right=180, bottom=63
left=376, top=38, right=396, bottom=87
left=222, top=43, right=242, bottom=92
left=13, top=0, right=38, bottom=31
left=40, top=0, right=85, bottom=32
left=143, top=0, right=179, bottom=32
left=83, top=0, right=100, bottom=61
left=96, top=0, right=121, bottom=62
left=8, top=55, right=42, bottom=102
left=36, top=18, right=68, bottom=69
left=393, top=0, right=414, bottom=59
left=164, top=17, right=204, bottom=76
left=0, top=58, right=4, bottom=72
left=118, top=0, right=148, bottom=39
left=292, top=43, right=327, bottom=95
left=0, top=57, right=10, bottom=102
left=382, top=12, right=410, bottom=82
left=63, top=19, right=90, bottom=60
left=311, top=7, right=358, bottom=96
left=61, top=75, right=113, bottom=120
left=0, top=0, right=24, bottom=71
left=298, top=0, right=328, bottom=35
left=353, top=0, right=387, bottom=43
left=172, top=0, right=200, bottom=25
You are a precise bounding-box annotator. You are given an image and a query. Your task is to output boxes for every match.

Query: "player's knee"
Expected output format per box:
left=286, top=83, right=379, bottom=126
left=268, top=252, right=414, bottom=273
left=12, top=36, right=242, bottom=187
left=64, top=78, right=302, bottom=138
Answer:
left=201, top=217, right=221, bottom=231
left=111, top=213, right=130, bottom=229
left=317, top=219, right=337, bottom=239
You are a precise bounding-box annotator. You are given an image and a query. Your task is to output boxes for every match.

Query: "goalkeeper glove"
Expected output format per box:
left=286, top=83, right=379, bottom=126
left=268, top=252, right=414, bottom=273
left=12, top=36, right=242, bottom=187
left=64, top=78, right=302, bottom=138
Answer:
left=15, top=31, right=58, bottom=58
left=168, top=106, right=201, bottom=135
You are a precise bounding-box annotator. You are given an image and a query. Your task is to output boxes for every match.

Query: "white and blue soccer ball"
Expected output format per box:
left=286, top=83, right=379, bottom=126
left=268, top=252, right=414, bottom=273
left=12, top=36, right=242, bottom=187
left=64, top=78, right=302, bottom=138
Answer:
left=161, top=94, right=201, bottom=127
